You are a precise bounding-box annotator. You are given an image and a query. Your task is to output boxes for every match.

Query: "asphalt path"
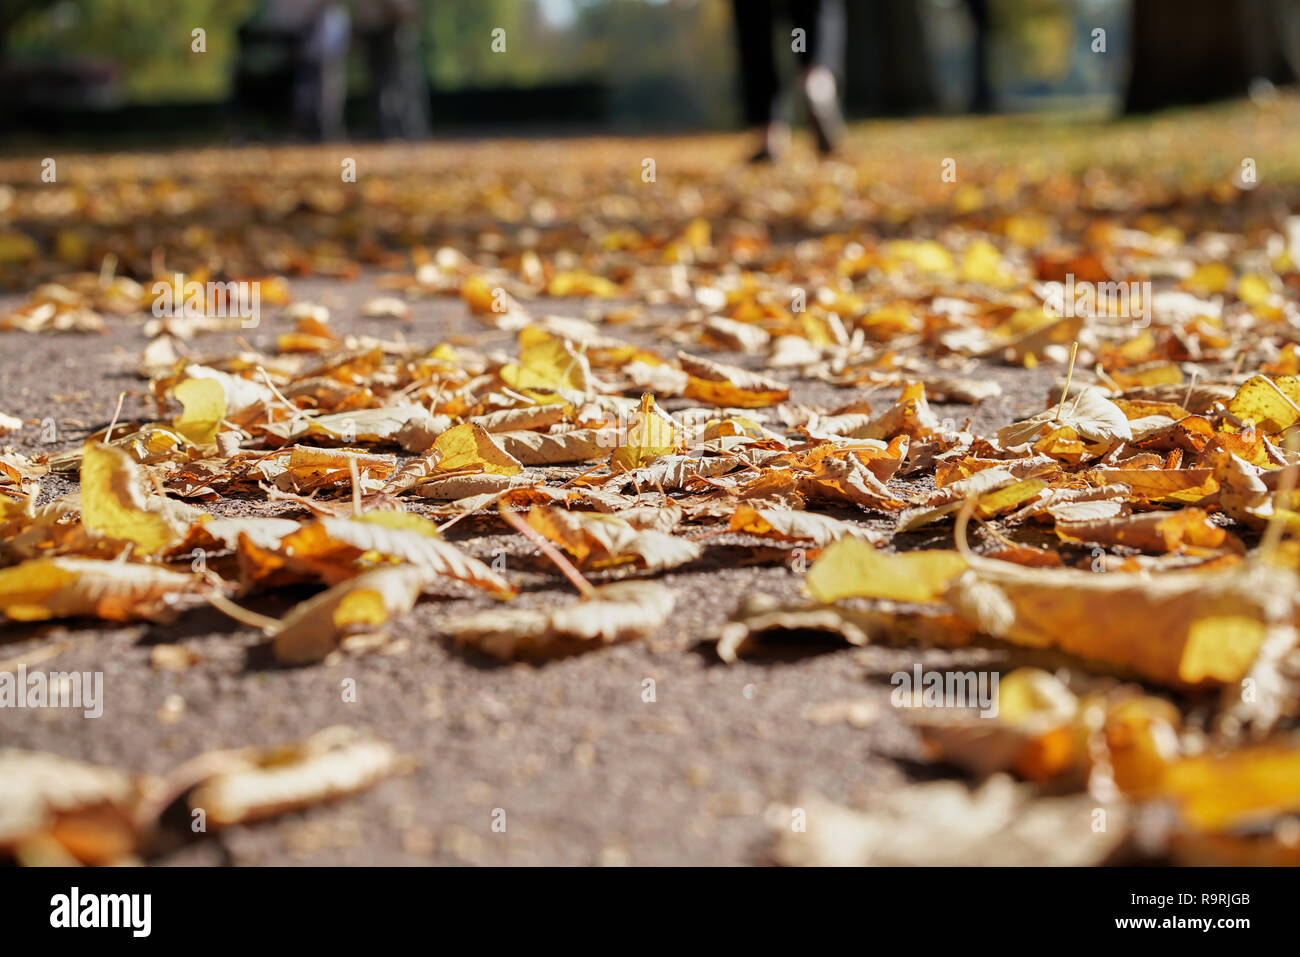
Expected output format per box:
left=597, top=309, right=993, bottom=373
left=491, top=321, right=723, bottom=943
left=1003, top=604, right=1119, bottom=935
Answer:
left=0, top=274, right=1066, bottom=865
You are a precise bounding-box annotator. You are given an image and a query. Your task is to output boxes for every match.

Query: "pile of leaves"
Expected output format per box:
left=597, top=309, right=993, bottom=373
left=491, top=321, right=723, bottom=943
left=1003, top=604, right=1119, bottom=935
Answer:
left=5, top=101, right=1300, bottom=864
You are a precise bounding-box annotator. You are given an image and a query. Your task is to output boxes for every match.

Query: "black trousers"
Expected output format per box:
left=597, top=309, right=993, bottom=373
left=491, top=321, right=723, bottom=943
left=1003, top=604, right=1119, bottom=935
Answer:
left=731, top=0, right=847, bottom=127
left=361, top=24, right=430, bottom=139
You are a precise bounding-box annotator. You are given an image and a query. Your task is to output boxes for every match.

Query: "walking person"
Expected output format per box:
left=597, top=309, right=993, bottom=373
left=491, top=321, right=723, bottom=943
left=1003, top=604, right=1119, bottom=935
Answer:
left=351, top=0, right=430, bottom=140
left=238, top=0, right=350, bottom=141
left=731, top=0, right=847, bottom=161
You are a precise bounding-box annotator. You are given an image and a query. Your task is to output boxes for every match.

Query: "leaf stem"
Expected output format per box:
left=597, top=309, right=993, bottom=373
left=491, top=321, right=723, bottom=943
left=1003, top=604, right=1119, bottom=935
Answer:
left=206, top=588, right=281, bottom=633
left=497, top=502, right=595, bottom=598
left=1054, top=341, right=1080, bottom=424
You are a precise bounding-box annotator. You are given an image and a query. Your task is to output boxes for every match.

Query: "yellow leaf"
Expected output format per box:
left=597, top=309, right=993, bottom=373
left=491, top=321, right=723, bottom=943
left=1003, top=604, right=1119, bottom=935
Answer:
left=1055, top=508, right=1231, bottom=554
left=960, top=238, right=1017, bottom=288
left=501, top=328, right=590, bottom=394
left=333, top=589, right=388, bottom=629
left=1237, top=272, right=1274, bottom=306
left=272, top=565, right=430, bottom=663
left=286, top=446, right=398, bottom=483
left=1226, top=375, right=1300, bottom=433
left=461, top=275, right=497, bottom=314
left=1161, top=747, right=1300, bottom=832
left=678, top=352, right=789, bottom=408
left=806, top=537, right=967, bottom=604
left=431, top=422, right=524, bottom=475
left=173, top=377, right=226, bottom=446
left=1090, top=468, right=1217, bottom=504
left=610, top=393, right=679, bottom=471
left=546, top=270, right=620, bottom=298
left=974, top=479, right=1048, bottom=518
left=1179, top=616, right=1266, bottom=684
left=946, top=560, right=1289, bottom=690
left=0, top=230, right=38, bottom=263
left=881, top=239, right=954, bottom=275
left=354, top=509, right=442, bottom=537
left=524, top=505, right=699, bottom=572
left=79, top=443, right=181, bottom=555
left=729, top=504, right=879, bottom=547
left=1180, top=262, right=1232, bottom=295
left=0, top=558, right=195, bottom=621
left=264, top=517, right=513, bottom=595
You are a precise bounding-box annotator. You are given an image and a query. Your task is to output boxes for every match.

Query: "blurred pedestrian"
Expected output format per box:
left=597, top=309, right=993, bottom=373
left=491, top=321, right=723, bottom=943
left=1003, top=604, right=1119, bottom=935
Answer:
left=242, top=0, right=350, bottom=141
left=731, top=0, right=846, bottom=161
left=351, top=0, right=430, bottom=140
left=966, top=0, right=993, bottom=112
left=296, top=0, right=350, bottom=141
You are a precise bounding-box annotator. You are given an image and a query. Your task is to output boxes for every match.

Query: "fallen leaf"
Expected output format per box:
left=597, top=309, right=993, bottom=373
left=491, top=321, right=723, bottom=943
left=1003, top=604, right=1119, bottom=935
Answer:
left=0, top=558, right=198, bottom=622
left=769, top=777, right=1125, bottom=866
left=445, top=580, right=673, bottom=659
left=525, top=506, right=700, bottom=573
left=80, top=443, right=185, bottom=555
left=806, top=537, right=967, bottom=604
left=188, top=727, right=405, bottom=826
left=271, top=565, right=434, bottom=664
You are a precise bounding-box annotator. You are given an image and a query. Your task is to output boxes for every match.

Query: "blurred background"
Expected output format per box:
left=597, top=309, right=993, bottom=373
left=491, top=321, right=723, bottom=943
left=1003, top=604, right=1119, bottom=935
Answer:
left=1, top=0, right=1299, bottom=149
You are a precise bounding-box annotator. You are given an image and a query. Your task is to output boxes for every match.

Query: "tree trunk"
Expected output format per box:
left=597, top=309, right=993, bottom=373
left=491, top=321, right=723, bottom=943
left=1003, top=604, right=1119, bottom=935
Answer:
left=1125, top=0, right=1294, bottom=113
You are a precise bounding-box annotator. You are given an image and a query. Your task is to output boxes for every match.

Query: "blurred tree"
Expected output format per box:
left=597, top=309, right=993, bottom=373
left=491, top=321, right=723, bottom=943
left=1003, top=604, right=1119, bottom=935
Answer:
left=570, top=0, right=735, bottom=129
left=1125, top=0, right=1295, bottom=112
left=1, top=1, right=57, bottom=54
left=6, top=0, right=256, bottom=101
left=422, top=0, right=735, bottom=129
left=424, top=0, right=563, bottom=89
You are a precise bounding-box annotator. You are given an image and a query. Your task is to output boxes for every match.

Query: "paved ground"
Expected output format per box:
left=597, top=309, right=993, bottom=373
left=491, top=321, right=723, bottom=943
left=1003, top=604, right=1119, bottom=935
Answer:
left=7, top=101, right=1297, bottom=865
left=0, top=272, right=1062, bottom=866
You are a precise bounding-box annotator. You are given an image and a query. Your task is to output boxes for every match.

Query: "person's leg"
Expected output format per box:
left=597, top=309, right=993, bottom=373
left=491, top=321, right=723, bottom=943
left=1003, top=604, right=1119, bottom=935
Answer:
left=368, top=22, right=429, bottom=139
left=731, top=0, right=785, bottom=161
left=364, top=29, right=396, bottom=138
left=315, top=6, right=350, bottom=141
left=795, top=0, right=845, bottom=155
left=392, top=20, right=430, bottom=139
left=966, top=0, right=993, bottom=112
left=290, top=38, right=322, bottom=140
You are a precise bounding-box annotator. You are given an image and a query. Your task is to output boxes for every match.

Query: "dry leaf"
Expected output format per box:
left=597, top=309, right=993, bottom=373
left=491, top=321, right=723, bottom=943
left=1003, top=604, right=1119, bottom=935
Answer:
left=525, top=506, right=700, bottom=573
left=445, top=580, right=673, bottom=659
left=806, top=537, right=967, bottom=604
left=729, top=504, right=882, bottom=546
left=610, top=393, right=680, bottom=471
left=80, top=443, right=186, bottom=555
left=769, top=777, right=1126, bottom=866
left=0, top=558, right=198, bottom=622
left=271, top=565, right=434, bottom=664
left=947, top=556, right=1299, bottom=697
left=678, top=351, right=790, bottom=407
left=270, top=515, right=514, bottom=594
left=998, top=387, right=1132, bottom=448
left=188, top=727, right=405, bottom=826
left=0, top=750, right=138, bottom=865
left=494, top=428, right=611, bottom=465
